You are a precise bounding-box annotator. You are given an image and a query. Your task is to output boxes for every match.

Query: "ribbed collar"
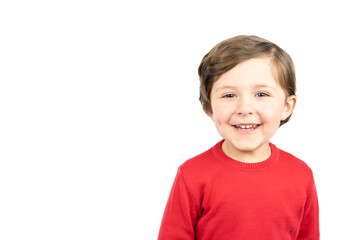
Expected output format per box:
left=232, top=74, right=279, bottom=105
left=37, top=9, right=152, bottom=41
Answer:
left=212, top=139, right=279, bottom=170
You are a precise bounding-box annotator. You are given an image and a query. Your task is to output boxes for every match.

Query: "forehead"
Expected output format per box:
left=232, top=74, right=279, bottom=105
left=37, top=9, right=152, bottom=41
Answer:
left=213, top=57, right=281, bottom=89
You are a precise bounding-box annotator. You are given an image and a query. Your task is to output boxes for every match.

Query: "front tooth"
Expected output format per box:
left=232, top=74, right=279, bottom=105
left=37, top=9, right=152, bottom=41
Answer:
left=246, top=125, right=251, bottom=128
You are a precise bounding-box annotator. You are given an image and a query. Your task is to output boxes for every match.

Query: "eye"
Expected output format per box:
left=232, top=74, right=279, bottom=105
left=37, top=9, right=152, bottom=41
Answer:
left=222, top=93, right=236, bottom=98
left=256, top=92, right=269, bottom=97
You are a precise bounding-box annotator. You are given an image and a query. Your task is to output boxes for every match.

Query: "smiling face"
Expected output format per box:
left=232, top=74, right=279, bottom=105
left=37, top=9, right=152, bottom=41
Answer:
left=209, top=57, right=296, bottom=163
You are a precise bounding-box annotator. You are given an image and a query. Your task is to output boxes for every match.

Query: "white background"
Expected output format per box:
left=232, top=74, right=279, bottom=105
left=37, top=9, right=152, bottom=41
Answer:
left=1, top=0, right=359, bottom=239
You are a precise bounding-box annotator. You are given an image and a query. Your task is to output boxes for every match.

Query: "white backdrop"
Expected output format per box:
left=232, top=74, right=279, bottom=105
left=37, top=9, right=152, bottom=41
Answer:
left=1, top=0, right=359, bottom=239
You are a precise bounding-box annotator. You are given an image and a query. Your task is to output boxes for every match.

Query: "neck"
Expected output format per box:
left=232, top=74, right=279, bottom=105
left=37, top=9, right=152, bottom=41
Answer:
left=222, top=141, right=271, bottom=163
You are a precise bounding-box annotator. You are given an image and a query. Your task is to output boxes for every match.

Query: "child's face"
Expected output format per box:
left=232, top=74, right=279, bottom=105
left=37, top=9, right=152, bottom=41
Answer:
left=209, top=57, right=296, bottom=162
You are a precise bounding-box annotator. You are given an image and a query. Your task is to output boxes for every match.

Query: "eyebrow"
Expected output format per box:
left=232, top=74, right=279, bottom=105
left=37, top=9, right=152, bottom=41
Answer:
left=214, top=86, right=236, bottom=94
left=254, top=84, right=276, bottom=91
left=214, top=84, right=276, bottom=93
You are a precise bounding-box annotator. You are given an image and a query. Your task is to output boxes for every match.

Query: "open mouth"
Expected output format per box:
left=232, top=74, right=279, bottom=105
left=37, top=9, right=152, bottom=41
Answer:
left=233, top=124, right=260, bottom=131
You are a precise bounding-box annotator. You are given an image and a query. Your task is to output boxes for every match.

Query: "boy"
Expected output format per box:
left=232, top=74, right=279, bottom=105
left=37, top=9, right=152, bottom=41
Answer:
left=158, top=35, right=319, bottom=239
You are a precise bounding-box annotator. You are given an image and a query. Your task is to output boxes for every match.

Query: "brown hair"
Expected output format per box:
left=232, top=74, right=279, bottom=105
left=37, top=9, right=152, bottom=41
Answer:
left=198, top=35, right=296, bottom=126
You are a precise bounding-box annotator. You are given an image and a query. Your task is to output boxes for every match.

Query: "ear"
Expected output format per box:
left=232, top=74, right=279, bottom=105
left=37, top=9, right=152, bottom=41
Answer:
left=205, top=107, right=214, bottom=121
left=281, top=95, right=296, bottom=120
left=207, top=111, right=214, bottom=121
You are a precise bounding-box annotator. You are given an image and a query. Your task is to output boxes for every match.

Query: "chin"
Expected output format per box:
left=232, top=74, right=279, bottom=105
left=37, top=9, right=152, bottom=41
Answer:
left=230, top=140, right=267, bottom=153
left=235, top=145, right=260, bottom=152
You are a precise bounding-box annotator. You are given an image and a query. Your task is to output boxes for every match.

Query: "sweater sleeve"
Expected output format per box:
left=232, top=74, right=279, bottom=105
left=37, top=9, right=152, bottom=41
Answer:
left=158, top=167, right=199, bottom=240
left=297, top=176, right=320, bottom=240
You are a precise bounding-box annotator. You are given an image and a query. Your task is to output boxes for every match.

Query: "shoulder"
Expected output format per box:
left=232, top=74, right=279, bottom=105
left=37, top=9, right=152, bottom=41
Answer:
left=273, top=145, right=317, bottom=200
left=276, top=145, right=315, bottom=180
left=178, top=141, right=224, bottom=183
left=180, top=144, right=217, bottom=174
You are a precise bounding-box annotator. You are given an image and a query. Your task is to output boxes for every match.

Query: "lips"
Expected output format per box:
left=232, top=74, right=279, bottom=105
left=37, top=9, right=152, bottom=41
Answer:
left=233, top=124, right=260, bottom=131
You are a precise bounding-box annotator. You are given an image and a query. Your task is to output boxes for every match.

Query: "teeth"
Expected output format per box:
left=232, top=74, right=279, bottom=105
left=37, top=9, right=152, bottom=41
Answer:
left=235, top=124, right=258, bottom=130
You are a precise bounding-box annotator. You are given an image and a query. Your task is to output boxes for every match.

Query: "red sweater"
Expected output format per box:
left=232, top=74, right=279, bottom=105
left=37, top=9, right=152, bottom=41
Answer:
left=159, top=140, right=319, bottom=240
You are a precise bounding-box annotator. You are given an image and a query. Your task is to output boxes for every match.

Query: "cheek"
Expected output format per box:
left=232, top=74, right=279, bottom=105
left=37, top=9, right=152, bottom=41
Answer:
left=260, top=104, right=284, bottom=123
left=212, top=104, right=232, bottom=125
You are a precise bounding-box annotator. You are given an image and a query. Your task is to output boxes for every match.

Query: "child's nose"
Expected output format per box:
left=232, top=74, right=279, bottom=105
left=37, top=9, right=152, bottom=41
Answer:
left=235, top=98, right=254, bottom=115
